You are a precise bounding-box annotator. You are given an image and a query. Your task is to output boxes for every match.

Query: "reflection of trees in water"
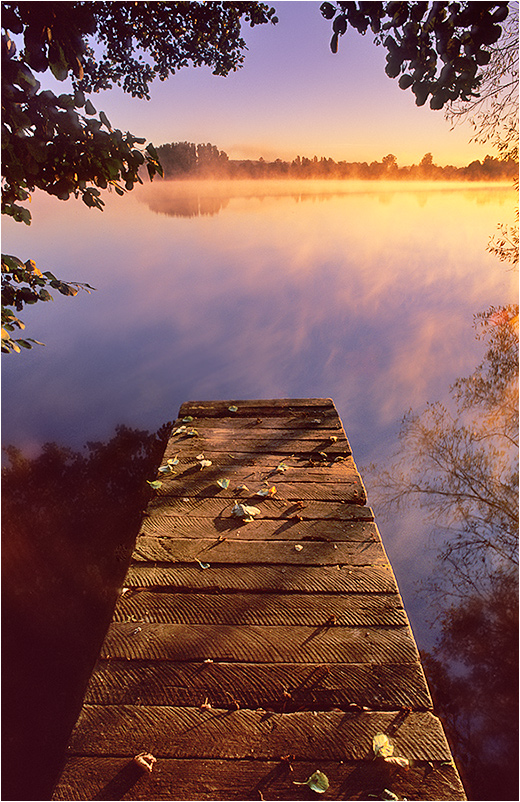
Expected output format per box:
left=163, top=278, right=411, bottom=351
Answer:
left=143, top=182, right=512, bottom=220
left=2, top=423, right=170, bottom=801
left=146, top=192, right=231, bottom=218
left=366, top=304, right=518, bottom=801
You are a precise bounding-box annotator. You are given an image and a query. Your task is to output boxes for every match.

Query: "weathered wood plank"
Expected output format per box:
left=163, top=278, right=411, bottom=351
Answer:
left=159, top=452, right=351, bottom=468
left=179, top=398, right=336, bottom=417
left=124, top=564, right=398, bottom=593
left=139, top=517, right=380, bottom=542
left=175, top=415, right=343, bottom=431
left=67, top=707, right=452, bottom=762
left=100, top=623, right=419, bottom=664
left=114, top=591, right=409, bottom=627
left=173, top=424, right=346, bottom=441
left=170, top=429, right=349, bottom=447
left=53, top=757, right=466, bottom=801
left=154, top=459, right=364, bottom=483
left=85, top=660, right=432, bottom=709
left=146, top=497, right=374, bottom=520
left=152, top=479, right=366, bottom=503
left=132, top=537, right=388, bottom=566
left=164, top=436, right=351, bottom=457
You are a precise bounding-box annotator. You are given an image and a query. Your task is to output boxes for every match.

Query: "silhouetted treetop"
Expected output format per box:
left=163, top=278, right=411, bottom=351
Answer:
left=154, top=141, right=518, bottom=181
left=320, top=2, right=510, bottom=109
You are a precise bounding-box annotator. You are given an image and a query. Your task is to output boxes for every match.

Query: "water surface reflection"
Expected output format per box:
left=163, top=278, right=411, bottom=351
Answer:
left=2, top=424, right=169, bottom=800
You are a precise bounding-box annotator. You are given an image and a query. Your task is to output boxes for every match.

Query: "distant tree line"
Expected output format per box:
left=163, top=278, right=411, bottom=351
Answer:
left=156, top=141, right=517, bottom=181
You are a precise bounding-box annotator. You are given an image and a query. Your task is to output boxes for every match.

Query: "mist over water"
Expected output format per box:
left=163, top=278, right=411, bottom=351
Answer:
left=2, top=179, right=516, bottom=647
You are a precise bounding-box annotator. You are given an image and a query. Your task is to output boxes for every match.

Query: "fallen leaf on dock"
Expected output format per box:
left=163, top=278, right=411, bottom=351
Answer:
left=232, top=503, right=261, bottom=522
left=373, top=732, right=393, bottom=758
left=293, top=770, right=329, bottom=793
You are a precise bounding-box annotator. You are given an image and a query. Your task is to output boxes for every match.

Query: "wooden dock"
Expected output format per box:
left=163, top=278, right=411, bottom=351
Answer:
left=53, top=398, right=466, bottom=800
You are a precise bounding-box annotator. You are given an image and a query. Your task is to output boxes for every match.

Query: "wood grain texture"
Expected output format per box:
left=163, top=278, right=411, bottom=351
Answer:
left=175, top=415, right=344, bottom=431
left=173, top=424, right=347, bottom=440
left=53, top=757, right=466, bottom=801
left=68, top=707, right=452, bottom=762
left=179, top=398, right=336, bottom=417
left=131, top=537, right=388, bottom=566
left=154, top=458, right=364, bottom=483
left=85, top=660, right=432, bottom=710
left=146, top=497, right=374, bottom=521
left=123, top=563, right=399, bottom=593
left=163, top=437, right=352, bottom=457
left=113, top=590, right=409, bottom=627
left=51, top=399, right=466, bottom=801
left=100, top=623, right=419, bottom=664
left=161, top=451, right=353, bottom=468
left=152, top=479, right=366, bottom=503
left=139, top=517, right=379, bottom=542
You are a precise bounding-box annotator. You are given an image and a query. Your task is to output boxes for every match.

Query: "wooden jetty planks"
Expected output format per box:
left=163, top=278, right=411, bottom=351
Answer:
left=145, top=497, right=374, bottom=520
left=139, top=517, right=380, bottom=541
left=112, top=590, right=409, bottom=627
left=123, top=563, right=400, bottom=593
left=52, top=398, right=466, bottom=801
left=84, top=661, right=433, bottom=710
left=68, top=706, right=453, bottom=762
left=99, top=622, right=420, bottom=663
left=131, top=537, right=388, bottom=565
left=53, top=757, right=465, bottom=802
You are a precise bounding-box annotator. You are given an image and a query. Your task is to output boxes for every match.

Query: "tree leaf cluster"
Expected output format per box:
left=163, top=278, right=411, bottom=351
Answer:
left=76, top=2, right=278, bottom=98
left=1, top=253, right=95, bottom=353
left=320, top=2, right=510, bottom=110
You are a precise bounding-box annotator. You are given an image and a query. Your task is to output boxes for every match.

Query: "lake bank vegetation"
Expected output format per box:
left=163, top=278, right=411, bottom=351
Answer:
left=156, top=141, right=517, bottom=181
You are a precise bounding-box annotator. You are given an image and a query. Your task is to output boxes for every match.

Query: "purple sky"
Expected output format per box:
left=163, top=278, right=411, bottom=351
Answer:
left=85, top=1, right=493, bottom=167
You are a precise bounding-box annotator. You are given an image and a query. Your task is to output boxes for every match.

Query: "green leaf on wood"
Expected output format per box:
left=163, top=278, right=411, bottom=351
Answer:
left=293, top=770, right=330, bottom=794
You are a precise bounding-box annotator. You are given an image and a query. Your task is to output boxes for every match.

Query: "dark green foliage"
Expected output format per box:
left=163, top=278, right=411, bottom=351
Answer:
left=1, top=253, right=95, bottom=353
left=320, top=2, right=510, bottom=110
left=156, top=141, right=230, bottom=177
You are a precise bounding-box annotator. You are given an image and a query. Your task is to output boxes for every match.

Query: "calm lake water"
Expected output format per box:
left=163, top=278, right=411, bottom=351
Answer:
left=2, top=179, right=516, bottom=647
